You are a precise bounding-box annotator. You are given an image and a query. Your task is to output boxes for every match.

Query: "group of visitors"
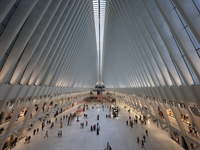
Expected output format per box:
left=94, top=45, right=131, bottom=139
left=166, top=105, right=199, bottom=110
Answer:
left=126, top=108, right=151, bottom=148
left=127, top=114, right=148, bottom=127
left=10, top=137, right=18, bottom=148
left=137, top=130, right=148, bottom=148
left=33, top=128, right=39, bottom=135
left=46, top=119, right=51, bottom=125
left=24, top=136, right=31, bottom=144
left=21, top=102, right=153, bottom=149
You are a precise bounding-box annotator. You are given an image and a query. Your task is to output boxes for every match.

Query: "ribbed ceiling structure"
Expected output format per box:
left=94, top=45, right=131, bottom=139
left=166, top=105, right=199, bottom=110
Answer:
left=104, top=0, right=200, bottom=88
left=0, top=0, right=200, bottom=149
left=0, top=0, right=97, bottom=88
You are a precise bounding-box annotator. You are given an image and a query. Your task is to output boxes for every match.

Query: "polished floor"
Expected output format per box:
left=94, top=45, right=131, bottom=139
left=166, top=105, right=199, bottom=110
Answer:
left=12, top=102, right=184, bottom=150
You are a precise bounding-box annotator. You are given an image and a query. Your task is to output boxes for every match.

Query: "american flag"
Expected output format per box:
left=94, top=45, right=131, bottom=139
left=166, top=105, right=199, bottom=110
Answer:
left=97, top=90, right=102, bottom=101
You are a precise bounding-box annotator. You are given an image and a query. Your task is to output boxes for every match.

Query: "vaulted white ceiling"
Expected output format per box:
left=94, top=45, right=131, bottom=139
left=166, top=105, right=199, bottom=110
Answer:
left=103, top=0, right=200, bottom=88
left=0, top=0, right=200, bottom=149
left=0, top=0, right=200, bottom=90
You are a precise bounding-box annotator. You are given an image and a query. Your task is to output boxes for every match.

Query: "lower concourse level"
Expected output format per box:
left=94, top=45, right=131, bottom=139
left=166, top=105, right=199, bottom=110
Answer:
left=10, top=102, right=184, bottom=150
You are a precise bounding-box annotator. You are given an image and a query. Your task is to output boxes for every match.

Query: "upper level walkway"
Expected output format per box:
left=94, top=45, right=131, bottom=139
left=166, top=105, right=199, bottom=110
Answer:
left=11, top=102, right=184, bottom=150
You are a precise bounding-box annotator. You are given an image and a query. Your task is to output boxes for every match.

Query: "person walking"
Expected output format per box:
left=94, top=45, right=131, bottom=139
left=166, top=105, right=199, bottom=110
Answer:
left=33, top=129, right=36, bottom=135
left=97, top=127, right=99, bottom=135
left=141, top=139, right=144, bottom=147
left=60, top=121, right=63, bottom=128
left=143, top=135, right=146, bottom=142
left=67, top=119, right=70, bottom=125
left=44, top=131, right=48, bottom=138
left=137, top=136, right=140, bottom=143
left=28, top=135, right=31, bottom=143
left=50, top=122, right=54, bottom=128
left=60, top=130, right=62, bottom=137
left=13, top=137, right=18, bottom=146
left=107, top=142, right=110, bottom=149
left=24, top=136, right=28, bottom=144
left=42, top=123, right=45, bottom=131
left=106, top=142, right=112, bottom=150
left=86, top=121, right=88, bottom=126
left=58, top=131, right=60, bottom=137
left=37, top=128, right=39, bottom=133
left=145, top=130, right=148, bottom=136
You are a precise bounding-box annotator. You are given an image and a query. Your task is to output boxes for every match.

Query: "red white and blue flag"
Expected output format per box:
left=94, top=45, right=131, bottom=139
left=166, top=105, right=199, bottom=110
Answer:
left=97, top=90, right=102, bottom=101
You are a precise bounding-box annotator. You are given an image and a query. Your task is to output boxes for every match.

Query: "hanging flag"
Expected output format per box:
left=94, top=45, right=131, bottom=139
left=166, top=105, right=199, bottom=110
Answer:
left=97, top=90, right=102, bottom=101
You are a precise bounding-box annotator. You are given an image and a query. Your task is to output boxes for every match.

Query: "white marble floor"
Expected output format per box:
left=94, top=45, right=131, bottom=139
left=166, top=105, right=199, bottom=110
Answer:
left=12, top=102, right=184, bottom=150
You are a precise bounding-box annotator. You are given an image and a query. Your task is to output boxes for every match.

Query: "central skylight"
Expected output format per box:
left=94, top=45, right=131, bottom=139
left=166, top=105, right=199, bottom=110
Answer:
left=93, top=0, right=106, bottom=79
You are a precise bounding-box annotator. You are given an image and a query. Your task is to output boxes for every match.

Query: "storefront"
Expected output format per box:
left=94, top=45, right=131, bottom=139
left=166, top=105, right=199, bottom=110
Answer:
left=5, top=113, right=12, bottom=122
left=166, top=109, right=174, bottom=117
left=181, top=114, right=189, bottom=123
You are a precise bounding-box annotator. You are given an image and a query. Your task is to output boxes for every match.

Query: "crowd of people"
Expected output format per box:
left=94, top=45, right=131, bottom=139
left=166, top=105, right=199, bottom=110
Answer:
left=15, top=102, right=152, bottom=149
left=136, top=130, right=148, bottom=148
left=24, top=136, right=31, bottom=144
left=126, top=112, right=149, bottom=148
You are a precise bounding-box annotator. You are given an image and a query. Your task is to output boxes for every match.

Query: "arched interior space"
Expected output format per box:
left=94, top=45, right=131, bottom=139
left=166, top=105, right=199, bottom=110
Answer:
left=0, top=0, right=200, bottom=150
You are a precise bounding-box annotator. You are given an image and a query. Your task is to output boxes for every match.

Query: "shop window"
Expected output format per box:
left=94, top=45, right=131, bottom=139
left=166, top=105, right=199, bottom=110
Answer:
left=171, top=101, right=177, bottom=107
left=181, top=114, right=189, bottom=123
left=5, top=113, right=12, bottom=121
left=167, top=109, right=174, bottom=116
